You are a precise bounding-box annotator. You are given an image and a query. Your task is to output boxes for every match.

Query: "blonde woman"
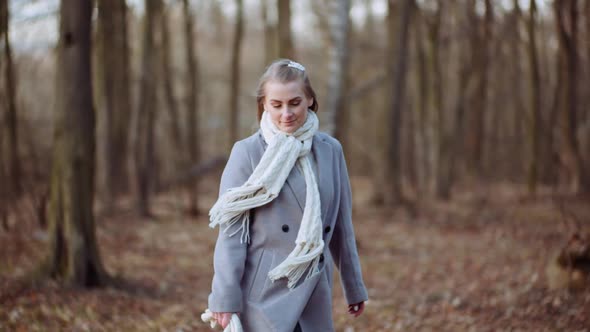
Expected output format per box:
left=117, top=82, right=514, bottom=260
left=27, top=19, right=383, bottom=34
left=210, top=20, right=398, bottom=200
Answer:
left=207, top=59, right=368, bottom=332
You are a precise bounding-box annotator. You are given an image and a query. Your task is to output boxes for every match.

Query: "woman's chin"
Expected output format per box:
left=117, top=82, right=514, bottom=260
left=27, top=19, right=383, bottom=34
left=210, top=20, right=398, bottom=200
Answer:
left=280, top=125, right=298, bottom=133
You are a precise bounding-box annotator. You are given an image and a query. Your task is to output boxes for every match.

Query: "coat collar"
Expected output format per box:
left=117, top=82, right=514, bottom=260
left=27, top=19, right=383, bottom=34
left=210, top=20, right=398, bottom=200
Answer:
left=256, top=131, right=332, bottom=220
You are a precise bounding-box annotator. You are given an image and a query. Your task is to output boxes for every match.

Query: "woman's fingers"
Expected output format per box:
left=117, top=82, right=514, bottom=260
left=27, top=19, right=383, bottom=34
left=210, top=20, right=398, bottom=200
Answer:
left=210, top=312, right=233, bottom=328
left=348, top=302, right=365, bottom=317
left=219, top=312, right=232, bottom=329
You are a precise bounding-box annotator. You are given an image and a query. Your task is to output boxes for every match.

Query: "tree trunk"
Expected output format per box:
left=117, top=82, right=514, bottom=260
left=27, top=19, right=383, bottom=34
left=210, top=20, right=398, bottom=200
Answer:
left=277, top=0, right=294, bottom=59
left=467, top=0, right=492, bottom=176
left=413, top=2, right=429, bottom=197
left=43, top=0, right=107, bottom=286
left=261, top=0, right=277, bottom=65
left=386, top=0, right=413, bottom=204
left=526, top=0, right=541, bottom=194
left=229, top=0, right=244, bottom=146
left=427, top=1, right=444, bottom=198
left=439, top=1, right=477, bottom=200
left=325, top=0, right=351, bottom=154
left=159, top=3, right=183, bottom=161
left=1, top=0, right=21, bottom=196
left=98, top=0, right=131, bottom=212
left=135, top=0, right=160, bottom=217
left=554, top=0, right=587, bottom=192
left=182, top=0, right=201, bottom=216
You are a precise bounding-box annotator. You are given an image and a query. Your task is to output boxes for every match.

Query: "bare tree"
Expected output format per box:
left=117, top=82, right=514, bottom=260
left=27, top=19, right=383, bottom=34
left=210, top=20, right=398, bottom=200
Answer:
left=182, top=0, right=201, bottom=216
left=261, top=0, right=277, bottom=65
left=439, top=0, right=478, bottom=199
left=277, top=0, right=294, bottom=59
left=135, top=0, right=161, bottom=217
left=467, top=0, right=493, bottom=175
left=159, top=2, right=183, bottom=162
left=526, top=0, right=541, bottom=194
left=42, top=0, right=108, bottom=286
left=98, top=0, right=131, bottom=212
left=386, top=0, right=413, bottom=204
left=229, top=0, right=244, bottom=146
left=1, top=0, right=21, bottom=196
left=325, top=0, right=351, bottom=153
left=554, top=0, right=587, bottom=192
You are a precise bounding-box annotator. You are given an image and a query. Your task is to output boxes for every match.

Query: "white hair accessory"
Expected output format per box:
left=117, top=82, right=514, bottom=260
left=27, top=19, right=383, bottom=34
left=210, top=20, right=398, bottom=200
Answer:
left=287, top=61, right=305, bottom=72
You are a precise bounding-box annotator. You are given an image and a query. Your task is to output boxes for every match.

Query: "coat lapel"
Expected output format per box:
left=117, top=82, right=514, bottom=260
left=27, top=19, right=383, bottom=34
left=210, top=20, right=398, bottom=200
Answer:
left=312, top=136, right=332, bottom=221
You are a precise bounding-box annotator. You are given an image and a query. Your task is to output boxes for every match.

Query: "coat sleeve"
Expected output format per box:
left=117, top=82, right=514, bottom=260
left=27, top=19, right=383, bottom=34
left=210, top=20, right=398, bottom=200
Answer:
left=328, top=143, right=369, bottom=305
left=208, top=140, right=252, bottom=313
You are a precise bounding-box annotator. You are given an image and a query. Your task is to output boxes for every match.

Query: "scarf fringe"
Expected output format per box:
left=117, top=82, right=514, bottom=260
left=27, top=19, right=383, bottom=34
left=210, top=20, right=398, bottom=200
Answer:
left=209, top=184, right=273, bottom=244
left=268, top=241, right=325, bottom=289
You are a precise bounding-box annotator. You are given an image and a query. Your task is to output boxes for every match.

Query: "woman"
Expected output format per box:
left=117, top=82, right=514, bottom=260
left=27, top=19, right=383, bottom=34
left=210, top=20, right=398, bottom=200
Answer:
left=207, top=59, right=368, bottom=332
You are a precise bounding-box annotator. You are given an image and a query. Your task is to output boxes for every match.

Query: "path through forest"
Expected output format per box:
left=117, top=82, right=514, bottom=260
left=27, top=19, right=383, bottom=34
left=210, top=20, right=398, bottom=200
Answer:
left=1, top=177, right=589, bottom=331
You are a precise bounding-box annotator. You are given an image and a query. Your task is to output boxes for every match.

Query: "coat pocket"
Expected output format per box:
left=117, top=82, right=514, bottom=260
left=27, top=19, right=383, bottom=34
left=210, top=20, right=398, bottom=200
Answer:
left=247, top=249, right=275, bottom=302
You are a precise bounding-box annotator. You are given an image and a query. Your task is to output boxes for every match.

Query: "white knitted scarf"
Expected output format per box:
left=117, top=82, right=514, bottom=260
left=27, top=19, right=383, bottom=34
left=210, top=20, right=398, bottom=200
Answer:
left=209, top=109, right=324, bottom=289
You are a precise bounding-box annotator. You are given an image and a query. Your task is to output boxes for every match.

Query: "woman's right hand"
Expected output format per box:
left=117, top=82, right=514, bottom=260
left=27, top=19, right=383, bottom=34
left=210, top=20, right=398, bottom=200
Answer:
left=212, top=312, right=234, bottom=329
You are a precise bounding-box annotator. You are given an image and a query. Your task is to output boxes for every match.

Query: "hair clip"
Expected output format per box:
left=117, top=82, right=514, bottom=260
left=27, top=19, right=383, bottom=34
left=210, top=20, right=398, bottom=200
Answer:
left=287, top=61, right=305, bottom=72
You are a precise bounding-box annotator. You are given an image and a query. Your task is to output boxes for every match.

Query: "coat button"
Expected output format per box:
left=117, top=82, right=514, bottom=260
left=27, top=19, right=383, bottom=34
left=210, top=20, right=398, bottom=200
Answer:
left=319, top=254, right=324, bottom=263
left=282, top=224, right=289, bottom=232
left=324, top=226, right=331, bottom=233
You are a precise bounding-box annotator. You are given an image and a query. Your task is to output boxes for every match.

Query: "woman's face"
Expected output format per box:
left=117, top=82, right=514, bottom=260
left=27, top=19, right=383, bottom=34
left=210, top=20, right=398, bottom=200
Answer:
left=264, top=80, right=313, bottom=133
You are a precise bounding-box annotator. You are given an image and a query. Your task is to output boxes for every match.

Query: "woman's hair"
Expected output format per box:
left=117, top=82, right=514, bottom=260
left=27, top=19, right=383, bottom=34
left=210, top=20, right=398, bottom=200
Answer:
left=255, top=59, right=319, bottom=121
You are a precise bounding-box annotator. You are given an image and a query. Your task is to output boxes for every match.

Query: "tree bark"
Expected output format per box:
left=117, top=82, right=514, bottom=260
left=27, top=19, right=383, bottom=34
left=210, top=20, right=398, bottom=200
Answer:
left=182, top=0, right=201, bottom=216
left=1, top=0, right=21, bottom=196
left=158, top=3, right=183, bottom=162
left=135, top=0, right=160, bottom=217
left=229, top=0, right=244, bottom=146
left=413, top=1, right=429, bottom=197
left=554, top=0, right=587, bottom=192
left=526, top=0, right=541, bottom=194
left=439, top=0, right=477, bottom=200
left=98, top=0, right=131, bottom=212
left=277, top=0, right=294, bottom=59
left=261, top=0, right=277, bottom=65
left=467, top=0, right=493, bottom=175
left=386, top=0, right=413, bottom=204
left=43, top=0, right=107, bottom=286
left=325, top=0, right=351, bottom=154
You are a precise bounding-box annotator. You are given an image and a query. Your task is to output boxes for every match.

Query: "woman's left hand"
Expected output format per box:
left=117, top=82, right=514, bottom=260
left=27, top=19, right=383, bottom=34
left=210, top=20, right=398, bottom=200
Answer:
left=348, top=301, right=365, bottom=317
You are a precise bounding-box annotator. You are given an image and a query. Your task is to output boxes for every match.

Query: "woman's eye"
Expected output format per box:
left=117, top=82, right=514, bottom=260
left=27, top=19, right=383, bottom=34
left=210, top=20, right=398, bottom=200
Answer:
left=290, top=101, right=300, bottom=106
left=272, top=104, right=281, bottom=109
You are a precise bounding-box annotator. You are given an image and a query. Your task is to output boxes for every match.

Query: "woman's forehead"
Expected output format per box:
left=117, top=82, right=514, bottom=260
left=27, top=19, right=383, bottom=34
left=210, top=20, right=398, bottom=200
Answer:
left=265, top=80, right=306, bottom=100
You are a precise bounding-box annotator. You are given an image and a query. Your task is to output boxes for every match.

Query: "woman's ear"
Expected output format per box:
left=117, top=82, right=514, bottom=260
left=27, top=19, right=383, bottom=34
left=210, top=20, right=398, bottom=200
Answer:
left=307, top=97, right=314, bottom=108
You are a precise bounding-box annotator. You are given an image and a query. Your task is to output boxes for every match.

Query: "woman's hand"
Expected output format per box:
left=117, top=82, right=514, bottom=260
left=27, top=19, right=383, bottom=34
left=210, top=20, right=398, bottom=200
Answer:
left=348, top=301, right=365, bottom=317
left=212, top=312, right=234, bottom=329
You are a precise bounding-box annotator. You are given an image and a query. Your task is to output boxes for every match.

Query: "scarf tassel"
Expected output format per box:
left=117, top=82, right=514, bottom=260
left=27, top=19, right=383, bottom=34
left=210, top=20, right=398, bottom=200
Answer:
left=209, top=184, right=275, bottom=244
left=268, top=241, right=325, bottom=289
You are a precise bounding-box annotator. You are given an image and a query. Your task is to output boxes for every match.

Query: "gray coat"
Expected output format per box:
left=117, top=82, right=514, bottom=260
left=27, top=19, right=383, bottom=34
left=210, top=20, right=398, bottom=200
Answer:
left=208, top=131, right=368, bottom=332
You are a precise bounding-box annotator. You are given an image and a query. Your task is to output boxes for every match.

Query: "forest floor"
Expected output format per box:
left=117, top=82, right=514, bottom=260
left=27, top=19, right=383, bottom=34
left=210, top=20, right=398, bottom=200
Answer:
left=1, top=176, right=590, bottom=332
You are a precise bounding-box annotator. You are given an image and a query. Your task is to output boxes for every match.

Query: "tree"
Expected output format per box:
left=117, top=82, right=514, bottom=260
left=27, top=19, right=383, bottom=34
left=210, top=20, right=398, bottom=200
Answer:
left=554, top=0, right=587, bottom=192
left=325, top=0, right=351, bottom=154
left=467, top=0, right=493, bottom=175
left=386, top=0, right=413, bottom=204
left=135, top=0, right=161, bottom=217
left=43, top=0, right=107, bottom=286
left=182, top=0, right=201, bottom=216
left=1, top=0, right=21, bottom=196
left=98, top=0, right=132, bottom=212
left=159, top=2, right=183, bottom=162
left=229, top=0, right=244, bottom=146
left=277, top=0, right=294, bottom=59
left=261, top=0, right=278, bottom=64
left=526, top=0, right=541, bottom=194
left=413, top=0, right=444, bottom=198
